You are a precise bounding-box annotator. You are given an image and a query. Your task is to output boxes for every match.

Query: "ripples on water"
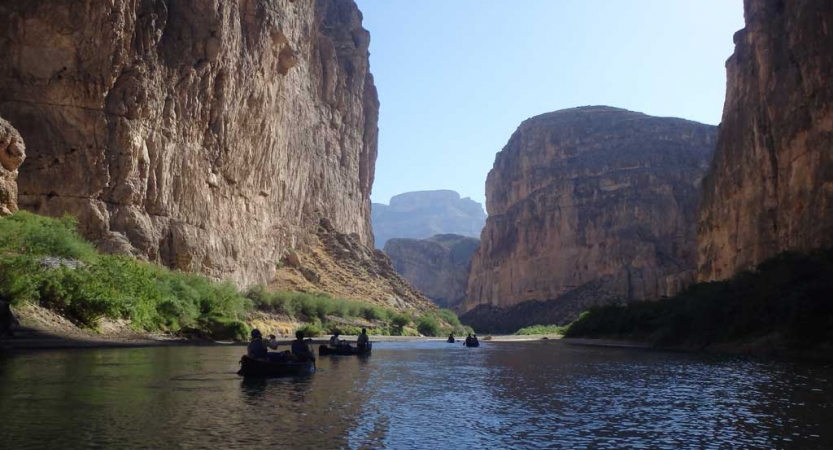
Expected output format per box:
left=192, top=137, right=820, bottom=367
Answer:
left=0, top=341, right=830, bottom=449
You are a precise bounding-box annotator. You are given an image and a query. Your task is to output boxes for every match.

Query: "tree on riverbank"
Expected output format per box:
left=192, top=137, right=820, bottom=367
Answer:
left=565, top=249, right=833, bottom=352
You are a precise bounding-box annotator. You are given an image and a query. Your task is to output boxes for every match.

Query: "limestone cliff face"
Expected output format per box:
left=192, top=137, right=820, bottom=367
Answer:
left=0, top=0, right=378, bottom=286
left=372, top=190, right=486, bottom=248
left=0, top=117, right=25, bottom=216
left=697, top=0, right=833, bottom=281
left=384, top=234, right=479, bottom=310
left=463, top=106, right=716, bottom=325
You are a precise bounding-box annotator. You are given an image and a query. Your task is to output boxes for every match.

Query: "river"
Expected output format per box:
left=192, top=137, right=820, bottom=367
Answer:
left=0, top=341, right=830, bottom=449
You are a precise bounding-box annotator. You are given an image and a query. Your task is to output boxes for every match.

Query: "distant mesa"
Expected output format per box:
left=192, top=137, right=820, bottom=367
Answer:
left=461, top=106, right=717, bottom=331
left=372, top=190, right=486, bottom=248
left=384, top=234, right=479, bottom=310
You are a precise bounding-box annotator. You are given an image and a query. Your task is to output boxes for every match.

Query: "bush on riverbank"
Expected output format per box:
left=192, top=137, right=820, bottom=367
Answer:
left=565, top=249, right=833, bottom=349
left=0, top=212, right=251, bottom=339
left=515, top=324, right=568, bottom=335
left=1, top=212, right=469, bottom=341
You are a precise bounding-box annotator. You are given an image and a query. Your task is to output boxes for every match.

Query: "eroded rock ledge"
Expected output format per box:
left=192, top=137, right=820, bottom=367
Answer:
left=0, top=116, right=26, bottom=216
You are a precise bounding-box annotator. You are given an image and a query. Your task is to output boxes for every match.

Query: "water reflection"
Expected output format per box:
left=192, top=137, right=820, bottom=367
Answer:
left=0, top=342, right=831, bottom=449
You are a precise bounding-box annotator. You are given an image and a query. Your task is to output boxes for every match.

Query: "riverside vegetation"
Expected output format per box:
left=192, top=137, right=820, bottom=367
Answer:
left=564, top=250, right=833, bottom=352
left=0, top=212, right=468, bottom=341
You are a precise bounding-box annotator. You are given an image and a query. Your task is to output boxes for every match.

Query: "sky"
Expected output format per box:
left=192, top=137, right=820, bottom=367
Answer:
left=355, top=0, right=745, bottom=207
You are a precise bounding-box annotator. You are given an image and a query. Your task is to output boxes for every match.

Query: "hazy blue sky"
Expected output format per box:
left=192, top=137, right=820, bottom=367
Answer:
left=355, top=0, right=745, bottom=206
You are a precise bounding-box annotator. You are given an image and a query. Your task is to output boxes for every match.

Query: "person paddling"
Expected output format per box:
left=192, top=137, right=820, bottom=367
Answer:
left=247, top=329, right=268, bottom=361
left=291, top=330, right=315, bottom=362
left=356, top=328, right=370, bottom=351
left=447, top=333, right=455, bottom=343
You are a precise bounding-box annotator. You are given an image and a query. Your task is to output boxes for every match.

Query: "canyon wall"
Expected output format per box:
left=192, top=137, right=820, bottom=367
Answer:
left=697, top=0, right=833, bottom=281
left=372, top=190, right=486, bottom=248
left=0, top=0, right=378, bottom=287
left=462, top=106, right=716, bottom=327
left=0, top=117, right=25, bottom=216
left=384, top=234, right=479, bottom=310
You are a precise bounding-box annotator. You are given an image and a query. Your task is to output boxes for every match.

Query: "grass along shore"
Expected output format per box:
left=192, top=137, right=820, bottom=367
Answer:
left=0, top=212, right=469, bottom=345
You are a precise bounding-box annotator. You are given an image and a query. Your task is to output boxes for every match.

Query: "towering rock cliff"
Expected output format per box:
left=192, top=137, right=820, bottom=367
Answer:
left=462, top=106, right=716, bottom=328
left=0, top=117, right=25, bottom=216
left=384, top=234, right=479, bottom=310
left=372, top=190, right=486, bottom=248
left=0, top=0, right=378, bottom=287
left=697, top=0, right=833, bottom=281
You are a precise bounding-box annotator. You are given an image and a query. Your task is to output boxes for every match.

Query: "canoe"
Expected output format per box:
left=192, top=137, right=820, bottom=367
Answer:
left=447, top=338, right=455, bottom=343
left=237, top=355, right=315, bottom=377
left=464, top=341, right=480, bottom=348
left=318, top=342, right=372, bottom=356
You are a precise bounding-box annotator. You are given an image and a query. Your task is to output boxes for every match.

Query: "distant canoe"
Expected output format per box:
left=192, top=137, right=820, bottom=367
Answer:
left=237, top=356, right=315, bottom=377
left=447, top=338, right=456, bottom=343
left=318, top=343, right=372, bottom=356
left=464, top=341, right=480, bottom=348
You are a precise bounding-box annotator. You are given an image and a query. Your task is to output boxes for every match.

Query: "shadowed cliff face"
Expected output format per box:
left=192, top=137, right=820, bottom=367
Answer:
left=0, top=0, right=378, bottom=287
left=384, top=234, right=479, bottom=310
left=697, top=0, right=833, bottom=281
left=462, top=106, right=716, bottom=327
left=0, top=117, right=25, bottom=216
left=372, top=190, right=486, bottom=249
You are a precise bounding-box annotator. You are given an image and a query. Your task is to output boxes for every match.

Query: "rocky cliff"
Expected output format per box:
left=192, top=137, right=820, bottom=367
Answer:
left=0, top=117, right=25, bottom=216
left=462, top=106, right=716, bottom=328
left=372, top=190, right=486, bottom=248
left=0, top=0, right=378, bottom=287
left=697, top=0, right=833, bottom=281
left=271, top=218, right=434, bottom=312
left=384, top=234, right=479, bottom=310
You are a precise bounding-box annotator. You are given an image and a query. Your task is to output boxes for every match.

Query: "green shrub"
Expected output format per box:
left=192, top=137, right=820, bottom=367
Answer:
left=515, top=324, right=568, bottom=335
left=437, top=309, right=462, bottom=328
left=417, top=315, right=441, bottom=337
left=296, top=323, right=323, bottom=337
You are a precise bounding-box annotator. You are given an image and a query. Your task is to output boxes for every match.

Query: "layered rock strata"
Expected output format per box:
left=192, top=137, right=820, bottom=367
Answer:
left=697, top=0, right=833, bottom=281
left=0, top=0, right=378, bottom=287
left=372, top=190, right=486, bottom=248
left=0, top=117, right=25, bottom=216
left=463, top=106, right=716, bottom=327
left=384, top=234, right=479, bottom=310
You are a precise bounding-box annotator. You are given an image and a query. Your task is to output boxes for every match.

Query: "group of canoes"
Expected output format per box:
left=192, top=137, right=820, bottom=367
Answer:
left=238, top=328, right=371, bottom=377
left=448, top=332, right=480, bottom=347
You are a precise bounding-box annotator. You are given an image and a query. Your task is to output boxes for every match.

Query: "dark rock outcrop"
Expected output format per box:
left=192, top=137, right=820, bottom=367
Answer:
left=462, top=106, right=716, bottom=329
left=0, top=0, right=378, bottom=287
left=0, top=116, right=25, bottom=216
left=372, top=190, right=486, bottom=248
left=384, top=234, right=479, bottom=310
left=697, top=0, right=833, bottom=281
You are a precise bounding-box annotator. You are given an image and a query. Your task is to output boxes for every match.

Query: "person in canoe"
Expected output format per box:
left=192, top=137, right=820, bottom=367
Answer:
left=447, top=333, right=455, bottom=343
left=464, top=333, right=473, bottom=346
left=247, top=329, right=268, bottom=361
left=472, top=334, right=480, bottom=346
left=329, top=330, right=351, bottom=350
left=267, top=334, right=279, bottom=350
left=356, top=328, right=370, bottom=351
left=291, top=330, right=315, bottom=362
